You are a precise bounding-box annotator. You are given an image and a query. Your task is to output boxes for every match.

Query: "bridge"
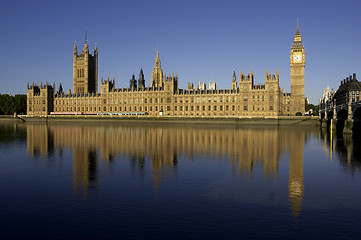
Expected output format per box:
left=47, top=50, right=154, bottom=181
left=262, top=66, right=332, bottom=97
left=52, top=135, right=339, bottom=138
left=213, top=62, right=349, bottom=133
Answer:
left=321, top=101, right=361, bottom=120
left=319, top=73, right=361, bottom=135
left=320, top=100, right=361, bottom=136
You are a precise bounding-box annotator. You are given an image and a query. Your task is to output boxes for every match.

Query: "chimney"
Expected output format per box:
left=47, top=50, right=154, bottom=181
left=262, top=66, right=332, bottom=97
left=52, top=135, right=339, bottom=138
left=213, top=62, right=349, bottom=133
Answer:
left=353, top=73, right=356, bottom=81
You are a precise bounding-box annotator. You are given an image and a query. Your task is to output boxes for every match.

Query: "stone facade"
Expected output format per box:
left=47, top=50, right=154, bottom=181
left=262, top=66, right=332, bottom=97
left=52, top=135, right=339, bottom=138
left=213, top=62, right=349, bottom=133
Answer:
left=319, top=86, right=335, bottom=116
left=73, top=40, right=98, bottom=94
left=290, top=20, right=306, bottom=115
left=27, top=24, right=305, bottom=117
left=26, top=82, right=54, bottom=116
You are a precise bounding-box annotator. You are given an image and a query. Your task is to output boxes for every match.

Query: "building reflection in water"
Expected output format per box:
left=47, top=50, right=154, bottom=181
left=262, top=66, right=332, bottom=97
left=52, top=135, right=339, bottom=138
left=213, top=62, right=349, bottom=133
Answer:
left=320, top=127, right=361, bottom=174
left=26, top=123, right=318, bottom=216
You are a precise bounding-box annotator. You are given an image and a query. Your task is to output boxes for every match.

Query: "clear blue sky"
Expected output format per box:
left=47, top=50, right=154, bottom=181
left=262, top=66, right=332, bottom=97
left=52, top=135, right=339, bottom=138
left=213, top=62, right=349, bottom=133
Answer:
left=0, top=0, right=360, bottom=104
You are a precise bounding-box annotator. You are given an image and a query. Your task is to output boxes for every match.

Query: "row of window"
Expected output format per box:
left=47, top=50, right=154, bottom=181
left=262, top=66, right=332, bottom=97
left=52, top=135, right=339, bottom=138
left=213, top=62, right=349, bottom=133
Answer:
left=350, top=91, right=360, bottom=102
left=28, top=100, right=46, bottom=105
left=54, top=95, right=273, bottom=106
left=54, top=104, right=275, bottom=113
left=77, top=69, right=85, bottom=78
left=28, top=106, right=45, bottom=112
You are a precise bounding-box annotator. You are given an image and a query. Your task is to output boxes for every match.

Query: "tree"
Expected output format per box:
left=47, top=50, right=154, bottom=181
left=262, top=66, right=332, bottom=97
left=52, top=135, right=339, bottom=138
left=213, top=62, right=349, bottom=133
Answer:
left=0, top=94, right=27, bottom=115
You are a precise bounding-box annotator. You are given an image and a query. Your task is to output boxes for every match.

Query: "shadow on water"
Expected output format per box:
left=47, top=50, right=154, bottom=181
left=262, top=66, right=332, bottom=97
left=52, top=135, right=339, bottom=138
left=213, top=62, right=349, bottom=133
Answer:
left=335, top=135, right=361, bottom=173
left=325, top=111, right=333, bottom=132
left=336, top=109, right=348, bottom=138
left=0, top=122, right=27, bottom=146
left=321, top=119, right=361, bottom=173
left=353, top=120, right=361, bottom=142
left=352, top=106, right=361, bottom=142
left=336, top=119, right=345, bottom=138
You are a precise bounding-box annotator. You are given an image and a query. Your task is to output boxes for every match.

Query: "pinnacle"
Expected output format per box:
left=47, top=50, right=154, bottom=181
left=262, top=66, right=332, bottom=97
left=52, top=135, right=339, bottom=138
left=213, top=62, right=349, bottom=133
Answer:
left=295, top=18, right=301, bottom=35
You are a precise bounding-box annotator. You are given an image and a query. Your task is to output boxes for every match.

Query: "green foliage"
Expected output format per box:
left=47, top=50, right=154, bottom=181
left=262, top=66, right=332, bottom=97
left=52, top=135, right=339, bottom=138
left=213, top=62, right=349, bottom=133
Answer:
left=295, top=112, right=302, bottom=116
left=305, top=103, right=314, bottom=111
left=305, top=103, right=320, bottom=116
left=0, top=94, right=27, bottom=115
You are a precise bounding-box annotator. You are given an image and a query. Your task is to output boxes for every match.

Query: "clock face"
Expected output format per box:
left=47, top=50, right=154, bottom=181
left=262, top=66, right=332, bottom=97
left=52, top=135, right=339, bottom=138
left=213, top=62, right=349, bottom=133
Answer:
left=293, top=54, right=302, bottom=63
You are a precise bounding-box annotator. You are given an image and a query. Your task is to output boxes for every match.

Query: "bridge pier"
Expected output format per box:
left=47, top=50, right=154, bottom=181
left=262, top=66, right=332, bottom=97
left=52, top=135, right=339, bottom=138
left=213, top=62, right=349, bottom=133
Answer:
left=321, top=118, right=328, bottom=128
left=343, top=119, right=353, bottom=135
left=331, top=119, right=337, bottom=131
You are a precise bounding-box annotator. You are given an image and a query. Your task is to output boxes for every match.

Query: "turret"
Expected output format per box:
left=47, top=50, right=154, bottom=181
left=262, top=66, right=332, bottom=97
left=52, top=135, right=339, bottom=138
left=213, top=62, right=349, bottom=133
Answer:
left=83, top=40, right=89, bottom=54
left=209, top=82, right=216, bottom=90
left=265, top=69, right=279, bottom=82
left=130, top=74, right=137, bottom=89
left=101, top=76, right=115, bottom=94
left=164, top=73, right=178, bottom=92
left=57, top=83, right=64, bottom=95
left=138, top=68, right=145, bottom=89
left=73, top=41, right=77, bottom=55
left=265, top=69, right=268, bottom=80
left=239, top=69, right=253, bottom=91
left=198, top=82, right=206, bottom=90
left=188, top=83, right=194, bottom=90
left=232, top=71, right=237, bottom=90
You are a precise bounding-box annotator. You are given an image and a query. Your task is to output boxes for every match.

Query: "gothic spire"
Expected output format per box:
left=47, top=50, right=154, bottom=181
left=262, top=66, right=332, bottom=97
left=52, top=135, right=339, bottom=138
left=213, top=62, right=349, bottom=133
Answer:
left=139, top=68, right=144, bottom=79
left=154, top=47, right=161, bottom=68
left=292, top=19, right=303, bottom=48
left=85, top=27, right=88, bottom=44
left=295, top=18, right=300, bottom=36
left=83, top=27, right=89, bottom=51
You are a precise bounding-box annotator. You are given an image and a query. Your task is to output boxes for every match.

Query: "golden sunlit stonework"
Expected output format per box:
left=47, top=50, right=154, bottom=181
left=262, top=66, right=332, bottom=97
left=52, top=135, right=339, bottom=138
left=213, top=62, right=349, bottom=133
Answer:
left=26, top=123, right=307, bottom=215
left=26, top=24, right=305, bottom=117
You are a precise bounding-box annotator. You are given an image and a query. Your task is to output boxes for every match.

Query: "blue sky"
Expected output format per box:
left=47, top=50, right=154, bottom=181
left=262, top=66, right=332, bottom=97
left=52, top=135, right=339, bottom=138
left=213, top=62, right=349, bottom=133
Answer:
left=0, top=0, right=360, bottom=104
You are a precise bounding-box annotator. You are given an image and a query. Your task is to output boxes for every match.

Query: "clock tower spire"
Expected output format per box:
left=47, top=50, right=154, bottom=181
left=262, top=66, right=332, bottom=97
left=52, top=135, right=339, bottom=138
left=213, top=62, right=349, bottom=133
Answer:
left=290, top=20, right=305, bottom=115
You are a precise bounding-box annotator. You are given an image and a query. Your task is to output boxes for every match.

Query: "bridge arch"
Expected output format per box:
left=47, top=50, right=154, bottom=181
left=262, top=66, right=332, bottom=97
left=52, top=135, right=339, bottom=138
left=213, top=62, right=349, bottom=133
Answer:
left=352, top=106, right=361, bottom=142
left=327, top=111, right=333, bottom=119
left=337, top=109, right=348, bottom=121
left=353, top=106, right=361, bottom=121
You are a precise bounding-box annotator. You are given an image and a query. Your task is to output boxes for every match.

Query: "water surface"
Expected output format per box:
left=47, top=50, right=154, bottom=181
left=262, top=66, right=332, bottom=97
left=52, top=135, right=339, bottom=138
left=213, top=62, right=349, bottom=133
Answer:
left=0, top=121, right=360, bottom=239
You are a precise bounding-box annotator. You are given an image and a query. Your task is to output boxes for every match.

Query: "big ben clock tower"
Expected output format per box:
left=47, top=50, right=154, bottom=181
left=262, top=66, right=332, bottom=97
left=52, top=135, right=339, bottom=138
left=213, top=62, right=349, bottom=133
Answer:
left=290, top=20, right=305, bottom=114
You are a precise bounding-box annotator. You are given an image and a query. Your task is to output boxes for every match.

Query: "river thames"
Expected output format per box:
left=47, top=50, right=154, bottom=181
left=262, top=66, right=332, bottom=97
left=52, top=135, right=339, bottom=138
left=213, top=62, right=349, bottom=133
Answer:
left=0, top=121, right=361, bottom=239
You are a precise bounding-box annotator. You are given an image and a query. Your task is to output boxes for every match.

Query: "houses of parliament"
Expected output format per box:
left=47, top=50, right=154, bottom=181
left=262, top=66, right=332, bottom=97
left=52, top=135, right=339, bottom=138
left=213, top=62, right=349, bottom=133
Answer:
left=27, top=23, right=305, bottom=117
